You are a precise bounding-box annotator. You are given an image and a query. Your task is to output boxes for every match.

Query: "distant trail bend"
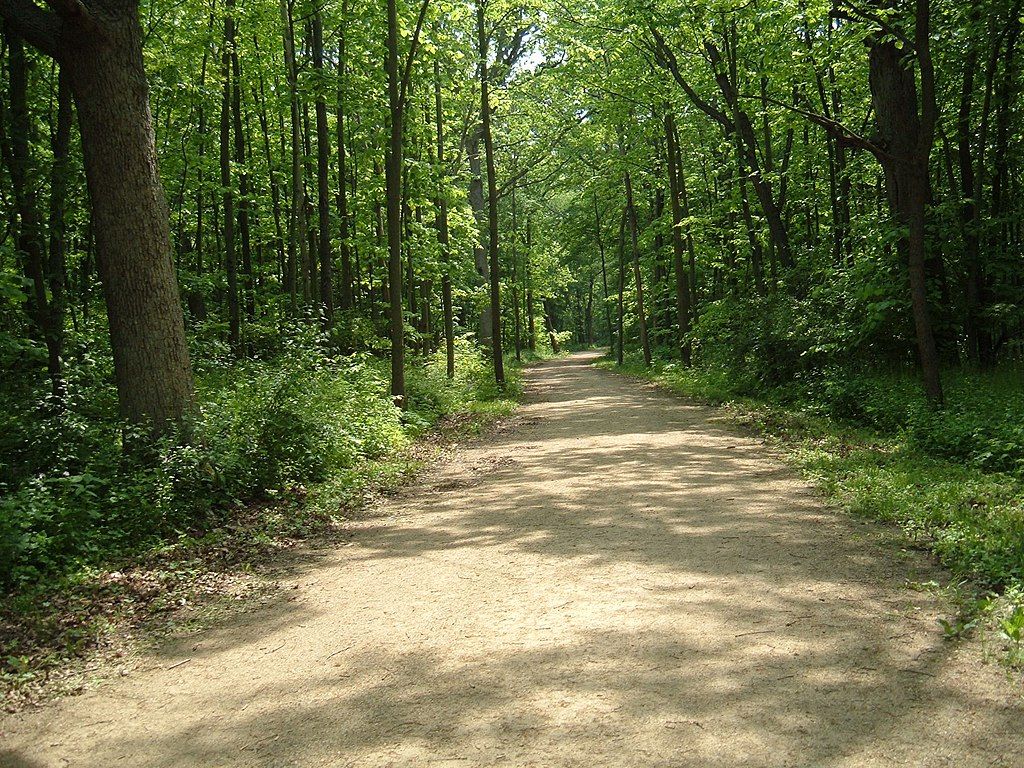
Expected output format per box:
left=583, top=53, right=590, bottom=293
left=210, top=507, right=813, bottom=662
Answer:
left=2, top=351, right=1022, bottom=767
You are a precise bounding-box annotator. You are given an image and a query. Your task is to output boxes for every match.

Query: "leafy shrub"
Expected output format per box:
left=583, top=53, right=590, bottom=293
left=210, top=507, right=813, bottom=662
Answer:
left=200, top=350, right=405, bottom=493
left=0, top=327, right=513, bottom=591
left=406, top=337, right=520, bottom=423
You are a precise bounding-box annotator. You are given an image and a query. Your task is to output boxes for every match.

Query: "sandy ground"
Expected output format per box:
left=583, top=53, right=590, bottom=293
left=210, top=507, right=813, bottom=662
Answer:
left=1, top=352, right=1022, bottom=767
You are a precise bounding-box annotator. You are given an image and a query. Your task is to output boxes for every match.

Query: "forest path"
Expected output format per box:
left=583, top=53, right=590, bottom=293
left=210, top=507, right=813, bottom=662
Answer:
left=2, top=352, right=1022, bottom=767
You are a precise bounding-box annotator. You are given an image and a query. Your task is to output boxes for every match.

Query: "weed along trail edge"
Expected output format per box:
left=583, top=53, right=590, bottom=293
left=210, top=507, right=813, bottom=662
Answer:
left=2, top=352, right=1022, bottom=767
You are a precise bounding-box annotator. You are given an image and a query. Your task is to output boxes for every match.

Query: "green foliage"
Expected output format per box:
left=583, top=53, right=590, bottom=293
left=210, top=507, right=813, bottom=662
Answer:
left=999, top=605, right=1024, bottom=663
left=0, top=333, right=511, bottom=592
left=200, top=346, right=406, bottom=492
left=406, top=338, right=511, bottom=423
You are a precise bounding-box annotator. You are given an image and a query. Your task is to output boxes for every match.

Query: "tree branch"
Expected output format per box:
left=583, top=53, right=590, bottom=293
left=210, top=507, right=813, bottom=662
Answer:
left=0, top=0, right=61, bottom=59
left=399, top=0, right=431, bottom=108
left=739, top=92, right=897, bottom=164
left=649, top=25, right=734, bottom=132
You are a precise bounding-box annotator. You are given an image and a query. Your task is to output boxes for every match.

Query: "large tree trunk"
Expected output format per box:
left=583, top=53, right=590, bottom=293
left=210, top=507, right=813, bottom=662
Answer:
left=867, top=0, right=943, bottom=404
left=3, top=2, right=197, bottom=428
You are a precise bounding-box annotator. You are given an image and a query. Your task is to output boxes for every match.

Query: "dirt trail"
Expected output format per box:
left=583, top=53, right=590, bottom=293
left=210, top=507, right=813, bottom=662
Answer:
left=2, top=352, right=1022, bottom=767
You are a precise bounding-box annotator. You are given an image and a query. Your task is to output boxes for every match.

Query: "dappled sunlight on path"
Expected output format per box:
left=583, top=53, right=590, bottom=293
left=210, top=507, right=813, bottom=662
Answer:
left=2, top=352, right=1021, bottom=767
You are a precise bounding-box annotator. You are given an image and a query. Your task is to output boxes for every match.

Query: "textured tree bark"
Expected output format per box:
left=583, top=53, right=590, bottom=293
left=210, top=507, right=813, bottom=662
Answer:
left=1, top=2, right=196, bottom=428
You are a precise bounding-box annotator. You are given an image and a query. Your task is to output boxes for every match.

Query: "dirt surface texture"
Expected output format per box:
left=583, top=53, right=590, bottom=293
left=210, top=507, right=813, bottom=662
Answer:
left=2, top=352, right=1022, bottom=767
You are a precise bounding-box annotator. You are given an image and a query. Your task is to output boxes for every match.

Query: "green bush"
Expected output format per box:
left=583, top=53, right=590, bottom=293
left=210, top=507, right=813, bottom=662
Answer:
left=0, top=329, right=512, bottom=591
left=200, top=351, right=405, bottom=493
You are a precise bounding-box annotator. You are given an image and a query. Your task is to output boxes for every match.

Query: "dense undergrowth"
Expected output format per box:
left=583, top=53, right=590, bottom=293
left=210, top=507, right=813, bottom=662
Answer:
left=600, top=350, right=1024, bottom=662
left=0, top=330, right=527, bottom=704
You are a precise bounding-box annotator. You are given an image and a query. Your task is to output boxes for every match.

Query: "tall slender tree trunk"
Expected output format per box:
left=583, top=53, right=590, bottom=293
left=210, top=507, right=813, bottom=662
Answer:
left=229, top=21, right=254, bottom=325
left=477, top=1, right=504, bottom=387
left=623, top=169, right=651, bottom=367
left=279, top=0, right=303, bottom=312
left=385, top=0, right=406, bottom=403
left=312, top=9, right=333, bottom=327
left=665, top=110, right=692, bottom=365
left=434, top=61, right=456, bottom=378
left=253, top=40, right=286, bottom=303
left=526, top=215, right=536, bottom=351
left=594, top=192, right=614, bottom=351
left=220, top=2, right=240, bottom=353
left=46, top=67, right=73, bottom=393
left=336, top=7, right=354, bottom=311
left=5, top=28, right=63, bottom=391
left=958, top=2, right=983, bottom=364
left=616, top=207, right=626, bottom=366
left=511, top=185, right=522, bottom=362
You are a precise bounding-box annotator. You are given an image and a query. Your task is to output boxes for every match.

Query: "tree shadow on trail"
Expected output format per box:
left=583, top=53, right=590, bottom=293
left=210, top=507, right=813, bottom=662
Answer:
left=39, top=618, right=1022, bottom=767
left=4, top=353, right=1022, bottom=767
